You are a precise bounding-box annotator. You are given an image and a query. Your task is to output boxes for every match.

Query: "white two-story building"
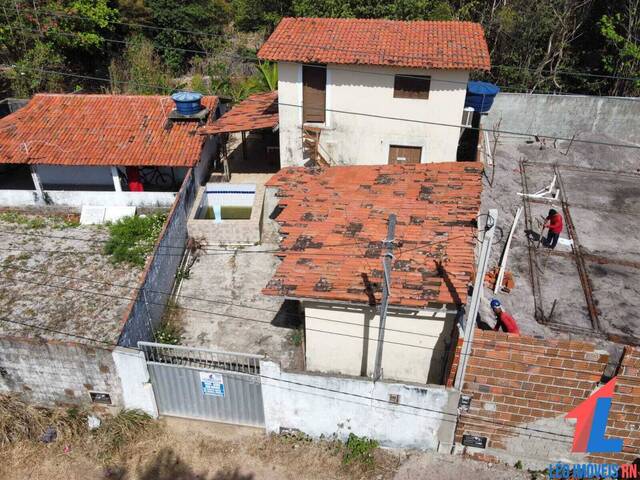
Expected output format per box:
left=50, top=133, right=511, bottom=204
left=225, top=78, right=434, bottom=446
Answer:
left=258, top=17, right=490, bottom=166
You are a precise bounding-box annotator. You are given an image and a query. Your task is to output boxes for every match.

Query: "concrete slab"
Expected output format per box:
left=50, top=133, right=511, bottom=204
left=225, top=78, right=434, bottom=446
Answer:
left=480, top=132, right=640, bottom=346
left=177, top=176, right=303, bottom=369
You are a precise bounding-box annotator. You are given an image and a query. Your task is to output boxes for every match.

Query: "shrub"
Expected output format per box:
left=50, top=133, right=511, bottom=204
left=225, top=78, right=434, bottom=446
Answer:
left=156, top=299, right=183, bottom=345
left=104, top=213, right=166, bottom=266
left=342, top=433, right=379, bottom=467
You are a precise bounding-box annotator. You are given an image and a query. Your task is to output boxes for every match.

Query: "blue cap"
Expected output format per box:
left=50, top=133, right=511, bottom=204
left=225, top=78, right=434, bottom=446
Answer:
left=171, top=91, right=203, bottom=103
left=490, top=299, right=501, bottom=308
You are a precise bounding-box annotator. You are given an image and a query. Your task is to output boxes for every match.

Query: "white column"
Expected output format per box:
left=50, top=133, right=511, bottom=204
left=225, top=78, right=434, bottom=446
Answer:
left=111, top=166, right=122, bottom=192
left=29, top=165, right=44, bottom=197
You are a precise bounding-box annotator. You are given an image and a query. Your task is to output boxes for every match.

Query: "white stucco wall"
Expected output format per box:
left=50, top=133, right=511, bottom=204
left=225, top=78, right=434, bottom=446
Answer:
left=0, top=189, right=177, bottom=207
left=260, top=360, right=458, bottom=449
left=194, top=136, right=219, bottom=185
left=112, top=347, right=158, bottom=417
left=278, top=62, right=469, bottom=166
left=303, top=301, right=456, bottom=385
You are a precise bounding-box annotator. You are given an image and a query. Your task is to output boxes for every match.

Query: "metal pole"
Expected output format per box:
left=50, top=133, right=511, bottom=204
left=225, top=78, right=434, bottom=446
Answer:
left=241, top=131, right=247, bottom=163
left=454, top=209, right=498, bottom=390
left=373, top=214, right=396, bottom=381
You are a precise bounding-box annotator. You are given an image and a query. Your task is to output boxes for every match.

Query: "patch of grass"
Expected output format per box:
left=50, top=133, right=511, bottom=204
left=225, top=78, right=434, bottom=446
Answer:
left=94, top=409, right=156, bottom=461
left=0, top=211, right=46, bottom=229
left=52, top=216, right=80, bottom=229
left=0, top=395, right=87, bottom=445
left=342, top=433, right=379, bottom=467
left=0, top=396, right=157, bottom=464
left=0, top=211, right=80, bottom=229
left=288, top=328, right=304, bottom=347
left=175, top=267, right=190, bottom=281
left=104, top=213, right=166, bottom=266
left=156, top=299, right=184, bottom=345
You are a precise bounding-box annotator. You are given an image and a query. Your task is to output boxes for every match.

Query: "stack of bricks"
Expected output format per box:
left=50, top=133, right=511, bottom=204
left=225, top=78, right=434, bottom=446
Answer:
left=448, top=330, right=640, bottom=464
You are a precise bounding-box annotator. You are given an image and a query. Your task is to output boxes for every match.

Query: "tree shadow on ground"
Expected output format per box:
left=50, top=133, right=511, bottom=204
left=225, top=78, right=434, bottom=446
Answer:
left=103, top=447, right=254, bottom=480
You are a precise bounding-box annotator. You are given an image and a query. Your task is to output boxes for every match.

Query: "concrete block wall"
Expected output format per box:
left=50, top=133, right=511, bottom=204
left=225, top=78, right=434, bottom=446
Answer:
left=261, top=360, right=459, bottom=450
left=450, top=330, right=640, bottom=468
left=118, top=170, right=196, bottom=347
left=486, top=93, right=640, bottom=144
left=0, top=336, right=122, bottom=409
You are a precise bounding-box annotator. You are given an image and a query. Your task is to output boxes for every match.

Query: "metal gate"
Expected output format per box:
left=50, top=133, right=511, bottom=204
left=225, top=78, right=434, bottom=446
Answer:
left=139, top=342, right=265, bottom=427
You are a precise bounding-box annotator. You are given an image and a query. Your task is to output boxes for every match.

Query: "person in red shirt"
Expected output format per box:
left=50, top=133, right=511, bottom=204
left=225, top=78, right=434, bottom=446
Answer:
left=490, top=299, right=520, bottom=335
left=543, top=208, right=563, bottom=249
left=125, top=167, right=145, bottom=192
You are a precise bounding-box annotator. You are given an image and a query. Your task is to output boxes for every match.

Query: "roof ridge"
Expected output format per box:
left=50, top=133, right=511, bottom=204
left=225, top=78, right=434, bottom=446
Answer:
left=259, top=17, right=490, bottom=70
left=281, top=17, right=483, bottom=26
left=31, top=93, right=218, bottom=99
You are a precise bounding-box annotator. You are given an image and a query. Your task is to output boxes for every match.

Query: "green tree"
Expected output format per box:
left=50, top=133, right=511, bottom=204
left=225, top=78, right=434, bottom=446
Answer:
left=109, top=34, right=172, bottom=94
left=599, top=1, right=640, bottom=96
left=255, top=61, right=277, bottom=91
left=291, top=0, right=453, bottom=20
left=5, top=41, right=65, bottom=97
left=232, top=0, right=292, bottom=31
left=44, top=0, right=119, bottom=51
left=145, top=0, right=231, bottom=72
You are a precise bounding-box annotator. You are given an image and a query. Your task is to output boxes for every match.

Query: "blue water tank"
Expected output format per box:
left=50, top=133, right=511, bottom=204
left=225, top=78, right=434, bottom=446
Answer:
left=171, top=91, right=204, bottom=115
left=464, top=81, right=500, bottom=113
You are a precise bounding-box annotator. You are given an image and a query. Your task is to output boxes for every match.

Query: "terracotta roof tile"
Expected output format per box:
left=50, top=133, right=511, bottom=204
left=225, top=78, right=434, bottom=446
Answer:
left=199, top=91, right=278, bottom=135
left=263, top=162, right=483, bottom=308
left=258, top=18, right=490, bottom=70
left=0, top=94, right=219, bottom=167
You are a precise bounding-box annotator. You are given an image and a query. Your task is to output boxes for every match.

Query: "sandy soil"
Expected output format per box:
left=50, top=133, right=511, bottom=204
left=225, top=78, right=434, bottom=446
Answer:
left=0, top=418, right=530, bottom=480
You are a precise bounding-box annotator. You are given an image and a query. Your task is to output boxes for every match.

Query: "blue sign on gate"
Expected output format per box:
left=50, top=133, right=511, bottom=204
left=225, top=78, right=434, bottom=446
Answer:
left=199, top=372, right=225, bottom=397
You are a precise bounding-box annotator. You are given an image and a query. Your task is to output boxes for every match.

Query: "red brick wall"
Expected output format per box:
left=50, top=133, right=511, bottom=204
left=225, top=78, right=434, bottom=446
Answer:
left=589, top=346, right=640, bottom=464
left=451, top=330, right=640, bottom=465
left=444, top=326, right=462, bottom=388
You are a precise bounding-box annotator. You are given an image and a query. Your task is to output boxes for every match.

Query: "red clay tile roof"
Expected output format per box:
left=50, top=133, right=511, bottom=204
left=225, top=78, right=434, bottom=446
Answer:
left=263, top=162, right=483, bottom=308
left=258, top=18, right=490, bottom=70
left=0, top=94, right=219, bottom=167
left=199, top=91, right=278, bottom=135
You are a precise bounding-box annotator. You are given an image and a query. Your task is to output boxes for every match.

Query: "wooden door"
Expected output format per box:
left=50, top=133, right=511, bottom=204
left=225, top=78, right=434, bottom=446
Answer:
left=303, top=65, right=326, bottom=123
left=388, top=145, right=422, bottom=164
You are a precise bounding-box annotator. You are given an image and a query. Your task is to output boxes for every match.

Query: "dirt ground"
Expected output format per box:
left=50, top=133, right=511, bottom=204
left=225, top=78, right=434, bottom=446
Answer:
left=0, top=417, right=531, bottom=480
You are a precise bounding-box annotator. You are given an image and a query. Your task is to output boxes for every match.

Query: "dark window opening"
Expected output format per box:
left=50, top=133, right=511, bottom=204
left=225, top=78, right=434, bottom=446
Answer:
left=89, top=391, right=112, bottom=405
left=394, top=75, right=430, bottom=99
left=303, top=65, right=327, bottom=123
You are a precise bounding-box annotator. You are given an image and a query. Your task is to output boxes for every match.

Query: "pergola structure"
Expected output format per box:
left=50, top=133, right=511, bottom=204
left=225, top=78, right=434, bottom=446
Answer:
left=200, top=91, right=279, bottom=180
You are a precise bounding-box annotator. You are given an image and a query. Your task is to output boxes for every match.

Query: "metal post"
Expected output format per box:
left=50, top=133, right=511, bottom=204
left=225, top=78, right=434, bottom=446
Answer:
left=241, top=131, right=247, bottom=163
left=373, top=214, right=396, bottom=381
left=29, top=165, right=44, bottom=199
left=454, top=209, right=498, bottom=390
